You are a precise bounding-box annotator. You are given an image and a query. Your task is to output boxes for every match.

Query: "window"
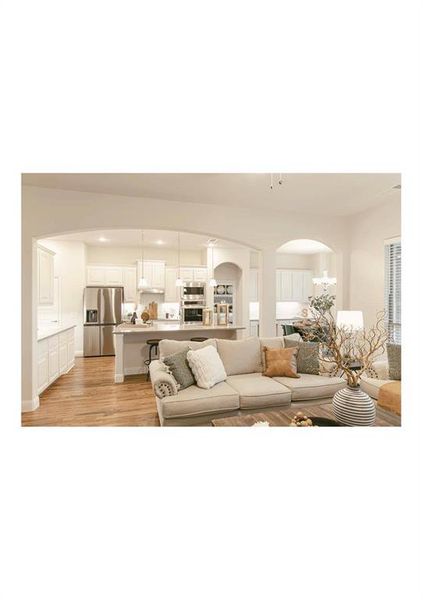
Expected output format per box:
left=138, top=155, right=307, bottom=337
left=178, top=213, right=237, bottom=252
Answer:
left=384, top=239, right=401, bottom=343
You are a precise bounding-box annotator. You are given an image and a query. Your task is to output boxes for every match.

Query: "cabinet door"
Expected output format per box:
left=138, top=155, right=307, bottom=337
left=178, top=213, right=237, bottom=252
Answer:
left=165, top=267, right=179, bottom=302
left=151, top=262, right=165, bottom=288
left=179, top=267, right=194, bottom=281
left=67, top=339, right=75, bottom=369
left=59, top=342, right=68, bottom=374
left=38, top=247, right=54, bottom=305
left=249, top=321, right=260, bottom=337
left=292, top=271, right=304, bottom=302
left=48, top=347, right=59, bottom=383
left=38, top=353, right=49, bottom=394
left=249, top=269, right=258, bottom=302
left=105, top=267, right=123, bottom=285
left=122, top=267, right=137, bottom=302
left=87, top=266, right=106, bottom=285
left=280, top=271, right=293, bottom=301
left=138, top=261, right=153, bottom=287
left=193, top=267, right=207, bottom=282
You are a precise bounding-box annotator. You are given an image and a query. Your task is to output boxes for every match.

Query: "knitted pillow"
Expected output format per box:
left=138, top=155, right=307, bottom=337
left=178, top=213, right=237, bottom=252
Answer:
left=162, top=349, right=195, bottom=391
left=187, top=345, right=227, bottom=389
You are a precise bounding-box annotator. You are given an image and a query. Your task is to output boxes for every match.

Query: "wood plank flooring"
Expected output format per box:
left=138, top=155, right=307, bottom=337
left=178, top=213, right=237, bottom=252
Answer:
left=22, top=357, right=160, bottom=426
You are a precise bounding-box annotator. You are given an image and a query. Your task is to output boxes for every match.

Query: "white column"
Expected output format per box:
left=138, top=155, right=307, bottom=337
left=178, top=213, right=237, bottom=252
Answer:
left=259, top=248, right=277, bottom=338
left=114, top=333, right=125, bottom=383
left=22, top=238, right=40, bottom=412
left=205, top=246, right=214, bottom=308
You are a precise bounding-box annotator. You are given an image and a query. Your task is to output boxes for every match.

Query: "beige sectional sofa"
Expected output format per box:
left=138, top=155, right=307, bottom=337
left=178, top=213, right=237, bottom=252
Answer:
left=149, top=336, right=346, bottom=426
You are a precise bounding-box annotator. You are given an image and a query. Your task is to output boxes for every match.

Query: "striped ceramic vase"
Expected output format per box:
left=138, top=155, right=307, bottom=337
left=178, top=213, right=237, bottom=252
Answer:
left=333, top=385, right=376, bottom=426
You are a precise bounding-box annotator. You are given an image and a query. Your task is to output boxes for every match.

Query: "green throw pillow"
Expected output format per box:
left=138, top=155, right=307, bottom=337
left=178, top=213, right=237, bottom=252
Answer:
left=284, top=338, right=320, bottom=375
left=387, top=343, right=401, bottom=380
left=163, top=349, right=195, bottom=390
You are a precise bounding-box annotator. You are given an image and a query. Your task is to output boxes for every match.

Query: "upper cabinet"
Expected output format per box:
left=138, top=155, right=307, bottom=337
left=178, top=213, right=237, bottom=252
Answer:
left=136, top=260, right=165, bottom=289
left=178, top=266, right=207, bottom=282
left=104, top=267, right=123, bottom=285
left=276, top=269, right=313, bottom=303
left=86, top=265, right=137, bottom=302
left=86, top=266, right=106, bottom=285
left=164, top=267, right=180, bottom=302
left=249, top=269, right=259, bottom=302
left=122, top=267, right=137, bottom=302
left=38, top=245, right=55, bottom=305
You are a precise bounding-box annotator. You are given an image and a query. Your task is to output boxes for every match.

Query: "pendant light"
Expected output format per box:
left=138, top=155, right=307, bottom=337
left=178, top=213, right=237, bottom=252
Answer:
left=138, top=230, right=148, bottom=289
left=209, top=241, right=217, bottom=288
left=175, top=232, right=183, bottom=287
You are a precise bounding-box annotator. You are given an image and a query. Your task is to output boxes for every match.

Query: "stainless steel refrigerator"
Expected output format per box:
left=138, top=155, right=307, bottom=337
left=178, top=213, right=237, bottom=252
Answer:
left=83, top=287, right=124, bottom=356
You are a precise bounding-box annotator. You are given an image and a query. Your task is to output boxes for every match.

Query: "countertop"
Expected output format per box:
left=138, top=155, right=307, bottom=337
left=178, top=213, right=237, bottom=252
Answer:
left=37, top=323, right=76, bottom=341
left=114, top=323, right=246, bottom=334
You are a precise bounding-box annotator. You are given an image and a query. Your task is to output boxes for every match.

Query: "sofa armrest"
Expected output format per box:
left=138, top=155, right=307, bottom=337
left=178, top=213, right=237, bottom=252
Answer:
left=149, top=360, right=179, bottom=398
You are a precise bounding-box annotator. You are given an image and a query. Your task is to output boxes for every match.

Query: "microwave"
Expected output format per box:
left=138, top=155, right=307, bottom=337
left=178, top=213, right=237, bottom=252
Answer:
left=183, top=282, right=205, bottom=302
left=182, top=305, right=204, bottom=323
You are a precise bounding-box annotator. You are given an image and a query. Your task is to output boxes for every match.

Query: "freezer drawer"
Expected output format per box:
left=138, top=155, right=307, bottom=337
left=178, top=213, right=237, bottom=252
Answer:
left=84, top=325, right=100, bottom=356
left=100, top=325, right=116, bottom=356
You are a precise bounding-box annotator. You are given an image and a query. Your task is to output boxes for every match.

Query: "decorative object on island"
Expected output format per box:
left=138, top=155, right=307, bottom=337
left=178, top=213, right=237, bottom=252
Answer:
left=138, top=230, right=148, bottom=290
left=305, top=308, right=388, bottom=426
left=203, top=307, right=213, bottom=326
left=130, top=312, right=137, bottom=325
left=216, top=303, right=229, bottom=326
left=312, top=270, right=337, bottom=291
left=141, top=310, right=150, bottom=323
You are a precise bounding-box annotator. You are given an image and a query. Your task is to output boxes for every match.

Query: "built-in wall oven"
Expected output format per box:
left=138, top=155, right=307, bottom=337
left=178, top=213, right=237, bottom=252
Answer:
left=182, top=305, right=204, bottom=323
left=182, top=282, right=205, bottom=302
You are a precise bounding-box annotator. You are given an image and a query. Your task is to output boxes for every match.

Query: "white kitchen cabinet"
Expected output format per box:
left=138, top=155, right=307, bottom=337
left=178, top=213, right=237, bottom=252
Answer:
left=122, top=267, right=137, bottom=302
left=38, top=327, right=76, bottom=395
left=292, top=271, right=303, bottom=302
left=249, top=269, right=259, bottom=302
left=165, top=267, right=180, bottom=302
left=105, top=267, right=123, bottom=285
left=179, top=267, right=194, bottom=281
left=38, top=245, right=55, bottom=305
left=86, top=266, right=107, bottom=285
left=250, top=321, right=260, bottom=337
left=193, top=267, right=207, bottom=281
left=276, top=269, right=312, bottom=303
left=302, top=271, right=313, bottom=301
left=137, top=261, right=165, bottom=289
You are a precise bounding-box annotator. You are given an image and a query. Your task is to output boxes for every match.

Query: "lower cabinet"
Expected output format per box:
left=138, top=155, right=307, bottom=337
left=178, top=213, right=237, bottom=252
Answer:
left=38, top=328, right=75, bottom=395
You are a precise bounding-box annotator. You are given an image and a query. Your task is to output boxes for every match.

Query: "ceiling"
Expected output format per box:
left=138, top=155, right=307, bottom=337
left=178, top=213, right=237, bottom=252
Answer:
left=22, top=173, right=401, bottom=217
left=277, top=239, right=333, bottom=254
left=49, top=229, right=244, bottom=249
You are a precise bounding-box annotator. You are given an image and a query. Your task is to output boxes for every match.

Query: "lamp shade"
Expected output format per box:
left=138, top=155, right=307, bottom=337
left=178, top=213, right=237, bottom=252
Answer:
left=336, top=310, right=364, bottom=330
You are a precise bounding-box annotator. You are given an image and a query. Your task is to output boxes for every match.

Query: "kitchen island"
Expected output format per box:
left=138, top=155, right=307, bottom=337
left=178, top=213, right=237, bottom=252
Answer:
left=113, top=322, right=246, bottom=383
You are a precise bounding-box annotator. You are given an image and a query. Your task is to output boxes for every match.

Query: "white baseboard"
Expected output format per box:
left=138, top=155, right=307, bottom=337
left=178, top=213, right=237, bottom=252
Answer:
left=115, top=374, right=125, bottom=383
left=75, top=350, right=83, bottom=357
left=22, top=396, right=40, bottom=412
left=124, top=367, right=147, bottom=375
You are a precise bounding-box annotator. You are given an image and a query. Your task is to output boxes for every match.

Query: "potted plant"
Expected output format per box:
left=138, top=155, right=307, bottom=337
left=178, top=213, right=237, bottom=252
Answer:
left=304, top=308, right=388, bottom=426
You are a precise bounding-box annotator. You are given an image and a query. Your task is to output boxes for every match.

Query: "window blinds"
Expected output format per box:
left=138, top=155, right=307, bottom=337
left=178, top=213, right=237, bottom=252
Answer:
left=384, top=240, right=401, bottom=343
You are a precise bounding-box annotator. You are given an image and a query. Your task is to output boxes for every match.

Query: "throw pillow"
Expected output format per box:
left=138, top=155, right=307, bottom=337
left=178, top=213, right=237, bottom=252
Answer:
left=162, top=350, right=195, bottom=391
left=284, top=338, right=320, bottom=375
left=387, top=343, right=401, bottom=380
left=187, top=345, right=227, bottom=389
left=262, top=346, right=300, bottom=378
left=217, top=337, right=262, bottom=376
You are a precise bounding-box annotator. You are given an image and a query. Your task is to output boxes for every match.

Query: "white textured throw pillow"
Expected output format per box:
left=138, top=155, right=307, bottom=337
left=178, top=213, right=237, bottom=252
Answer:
left=187, top=345, right=227, bottom=389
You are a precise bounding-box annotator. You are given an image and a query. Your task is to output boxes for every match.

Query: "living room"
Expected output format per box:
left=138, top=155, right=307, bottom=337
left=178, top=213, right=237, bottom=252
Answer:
left=21, top=173, right=401, bottom=427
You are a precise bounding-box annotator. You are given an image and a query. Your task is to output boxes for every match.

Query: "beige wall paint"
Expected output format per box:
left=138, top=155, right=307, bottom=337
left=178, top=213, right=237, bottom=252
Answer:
left=349, top=195, right=401, bottom=328
left=38, top=239, right=86, bottom=353
left=86, top=245, right=204, bottom=266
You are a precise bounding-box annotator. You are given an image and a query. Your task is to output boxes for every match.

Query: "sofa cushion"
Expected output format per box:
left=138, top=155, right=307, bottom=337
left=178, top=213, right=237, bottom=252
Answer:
left=263, top=347, right=300, bottom=378
left=159, top=338, right=216, bottom=359
left=273, top=373, right=345, bottom=401
left=360, top=375, right=392, bottom=400
left=284, top=338, right=320, bottom=375
left=158, top=381, right=239, bottom=419
left=387, top=343, right=401, bottom=380
left=187, top=345, right=227, bottom=389
left=162, top=350, right=195, bottom=391
left=226, top=373, right=291, bottom=409
left=216, top=336, right=262, bottom=376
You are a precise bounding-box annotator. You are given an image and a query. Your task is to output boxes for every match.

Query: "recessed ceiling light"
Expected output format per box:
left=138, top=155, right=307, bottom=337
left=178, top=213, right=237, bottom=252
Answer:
left=156, top=240, right=164, bottom=245
left=98, top=236, right=109, bottom=242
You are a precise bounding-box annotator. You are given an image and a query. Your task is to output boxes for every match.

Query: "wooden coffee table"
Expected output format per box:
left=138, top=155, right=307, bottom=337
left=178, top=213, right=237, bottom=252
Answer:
left=212, top=403, right=401, bottom=427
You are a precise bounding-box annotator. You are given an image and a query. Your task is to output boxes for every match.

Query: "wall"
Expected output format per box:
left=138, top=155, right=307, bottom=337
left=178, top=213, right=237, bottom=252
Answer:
left=38, top=239, right=86, bottom=354
left=86, top=245, right=204, bottom=266
left=349, top=195, right=401, bottom=327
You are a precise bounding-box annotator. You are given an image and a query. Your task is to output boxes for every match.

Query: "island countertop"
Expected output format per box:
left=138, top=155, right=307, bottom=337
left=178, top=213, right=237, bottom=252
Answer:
left=114, top=323, right=246, bottom=334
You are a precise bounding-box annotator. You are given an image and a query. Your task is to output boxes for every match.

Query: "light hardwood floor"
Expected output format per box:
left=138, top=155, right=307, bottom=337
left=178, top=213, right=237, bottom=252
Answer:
left=22, top=357, right=160, bottom=426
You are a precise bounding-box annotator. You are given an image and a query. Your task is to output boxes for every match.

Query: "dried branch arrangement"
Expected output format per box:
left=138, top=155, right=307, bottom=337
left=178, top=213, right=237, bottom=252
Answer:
left=303, top=309, right=388, bottom=387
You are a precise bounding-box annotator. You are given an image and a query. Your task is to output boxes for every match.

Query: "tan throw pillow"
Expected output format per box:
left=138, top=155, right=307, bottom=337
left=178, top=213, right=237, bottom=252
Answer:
left=262, top=346, right=300, bottom=378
